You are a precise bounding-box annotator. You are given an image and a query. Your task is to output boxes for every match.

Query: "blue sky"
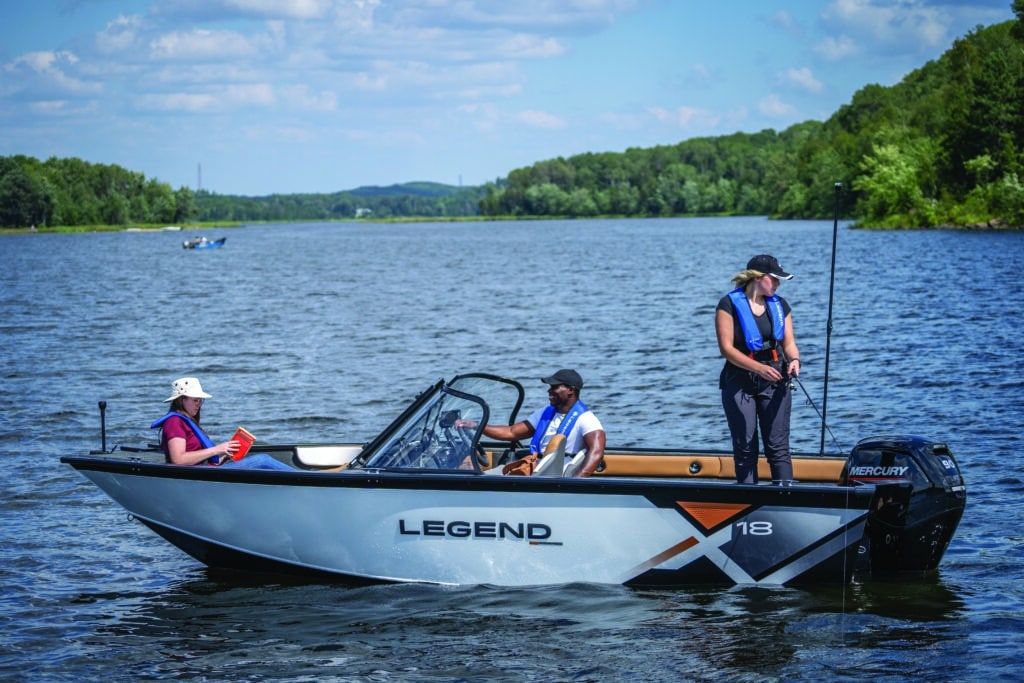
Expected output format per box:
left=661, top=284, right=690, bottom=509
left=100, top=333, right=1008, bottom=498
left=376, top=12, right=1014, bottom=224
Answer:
left=0, top=0, right=1015, bottom=196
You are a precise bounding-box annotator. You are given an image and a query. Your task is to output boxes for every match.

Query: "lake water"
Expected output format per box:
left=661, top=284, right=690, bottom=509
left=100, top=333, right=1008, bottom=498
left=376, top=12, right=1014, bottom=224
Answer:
left=1, top=217, right=1022, bottom=681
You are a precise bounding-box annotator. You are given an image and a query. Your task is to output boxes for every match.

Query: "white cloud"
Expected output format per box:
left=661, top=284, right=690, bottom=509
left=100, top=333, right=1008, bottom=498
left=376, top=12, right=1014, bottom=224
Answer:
left=136, top=83, right=275, bottom=111
left=151, top=0, right=338, bottom=21
left=149, top=28, right=264, bottom=60
left=599, top=111, right=647, bottom=129
left=495, top=35, right=567, bottom=59
left=689, top=63, right=715, bottom=85
left=137, top=92, right=218, bottom=112
left=29, top=100, right=99, bottom=116
left=815, top=34, right=858, bottom=60
left=649, top=105, right=721, bottom=130
left=457, top=102, right=501, bottom=132
left=280, top=85, right=338, bottom=112
left=225, top=0, right=332, bottom=20
left=820, top=0, right=950, bottom=55
left=97, top=15, right=146, bottom=54
left=242, top=123, right=317, bottom=143
left=766, top=10, right=802, bottom=35
left=758, top=94, right=796, bottom=117
left=517, top=109, right=567, bottom=129
left=779, top=66, right=823, bottom=93
left=6, top=51, right=103, bottom=96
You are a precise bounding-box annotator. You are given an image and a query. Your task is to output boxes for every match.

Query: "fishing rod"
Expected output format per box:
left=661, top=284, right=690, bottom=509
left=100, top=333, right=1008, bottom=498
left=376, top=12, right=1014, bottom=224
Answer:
left=820, top=182, right=841, bottom=455
left=789, top=374, right=843, bottom=453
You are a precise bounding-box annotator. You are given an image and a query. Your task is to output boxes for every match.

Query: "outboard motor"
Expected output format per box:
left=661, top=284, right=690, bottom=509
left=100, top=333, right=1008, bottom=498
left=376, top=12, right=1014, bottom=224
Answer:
left=841, top=436, right=966, bottom=574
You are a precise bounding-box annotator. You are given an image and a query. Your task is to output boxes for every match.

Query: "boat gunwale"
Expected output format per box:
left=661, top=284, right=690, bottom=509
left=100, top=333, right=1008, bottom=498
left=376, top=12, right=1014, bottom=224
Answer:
left=60, top=452, right=878, bottom=509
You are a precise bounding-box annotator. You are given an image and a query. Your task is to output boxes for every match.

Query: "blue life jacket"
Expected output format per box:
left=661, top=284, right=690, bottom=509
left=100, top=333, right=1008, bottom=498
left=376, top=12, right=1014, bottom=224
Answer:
left=151, top=412, right=216, bottom=462
left=530, top=400, right=589, bottom=455
left=727, top=288, right=785, bottom=353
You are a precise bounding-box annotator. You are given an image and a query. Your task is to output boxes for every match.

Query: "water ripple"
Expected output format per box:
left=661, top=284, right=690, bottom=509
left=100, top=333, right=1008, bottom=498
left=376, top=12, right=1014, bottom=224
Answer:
left=1, top=219, right=1022, bottom=681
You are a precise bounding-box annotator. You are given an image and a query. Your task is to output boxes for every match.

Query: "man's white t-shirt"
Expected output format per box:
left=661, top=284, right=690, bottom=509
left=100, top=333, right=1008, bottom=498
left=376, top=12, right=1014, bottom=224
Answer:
left=527, top=405, right=603, bottom=454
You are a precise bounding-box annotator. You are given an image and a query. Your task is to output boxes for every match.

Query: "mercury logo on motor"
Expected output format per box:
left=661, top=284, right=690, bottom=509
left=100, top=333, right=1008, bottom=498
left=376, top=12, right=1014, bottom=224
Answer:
left=848, top=465, right=910, bottom=478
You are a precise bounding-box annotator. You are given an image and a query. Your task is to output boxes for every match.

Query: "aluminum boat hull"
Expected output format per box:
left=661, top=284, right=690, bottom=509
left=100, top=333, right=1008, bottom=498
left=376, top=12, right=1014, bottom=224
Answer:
left=63, top=375, right=964, bottom=587
left=64, top=457, right=873, bottom=587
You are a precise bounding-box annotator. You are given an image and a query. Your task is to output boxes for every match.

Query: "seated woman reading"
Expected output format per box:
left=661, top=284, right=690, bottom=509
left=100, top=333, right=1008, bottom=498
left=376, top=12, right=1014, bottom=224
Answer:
left=151, top=377, right=293, bottom=471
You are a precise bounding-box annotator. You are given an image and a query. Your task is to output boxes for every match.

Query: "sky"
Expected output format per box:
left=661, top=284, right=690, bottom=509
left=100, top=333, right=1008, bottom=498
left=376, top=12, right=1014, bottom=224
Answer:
left=0, top=1, right=1016, bottom=196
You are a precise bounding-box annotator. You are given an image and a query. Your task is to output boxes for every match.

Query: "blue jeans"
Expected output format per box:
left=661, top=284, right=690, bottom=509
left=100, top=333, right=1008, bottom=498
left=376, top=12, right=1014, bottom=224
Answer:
left=222, top=453, right=293, bottom=471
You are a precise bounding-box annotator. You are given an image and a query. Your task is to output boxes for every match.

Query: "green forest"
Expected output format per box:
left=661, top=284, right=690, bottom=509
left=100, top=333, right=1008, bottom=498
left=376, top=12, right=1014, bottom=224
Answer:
left=194, top=182, right=492, bottom=223
left=481, top=15, right=1024, bottom=228
left=2, top=10, right=1022, bottom=230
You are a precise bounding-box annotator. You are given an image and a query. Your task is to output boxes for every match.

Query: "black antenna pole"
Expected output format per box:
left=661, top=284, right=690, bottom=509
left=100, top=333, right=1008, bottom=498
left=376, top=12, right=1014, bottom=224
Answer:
left=821, top=183, right=841, bottom=455
left=99, top=400, right=108, bottom=454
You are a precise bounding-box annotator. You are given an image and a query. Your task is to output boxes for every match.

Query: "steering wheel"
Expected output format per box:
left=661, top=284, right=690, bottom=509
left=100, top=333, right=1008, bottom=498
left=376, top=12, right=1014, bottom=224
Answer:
left=447, top=424, right=488, bottom=468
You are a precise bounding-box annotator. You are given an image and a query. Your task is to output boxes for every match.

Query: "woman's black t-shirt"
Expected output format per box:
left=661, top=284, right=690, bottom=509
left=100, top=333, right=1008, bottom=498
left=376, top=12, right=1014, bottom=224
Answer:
left=716, top=293, right=792, bottom=389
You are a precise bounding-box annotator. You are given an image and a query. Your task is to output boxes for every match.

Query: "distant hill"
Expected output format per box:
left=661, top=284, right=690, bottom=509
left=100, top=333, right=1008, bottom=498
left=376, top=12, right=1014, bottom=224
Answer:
left=190, top=180, right=496, bottom=222
left=346, top=182, right=465, bottom=198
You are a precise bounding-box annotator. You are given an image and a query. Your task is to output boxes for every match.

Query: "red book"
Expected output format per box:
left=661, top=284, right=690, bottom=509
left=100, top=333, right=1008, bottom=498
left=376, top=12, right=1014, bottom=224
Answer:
left=229, top=427, right=256, bottom=461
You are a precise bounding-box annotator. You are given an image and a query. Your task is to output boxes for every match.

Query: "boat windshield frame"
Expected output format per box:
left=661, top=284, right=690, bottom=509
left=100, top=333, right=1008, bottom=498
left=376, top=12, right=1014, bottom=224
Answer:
left=358, top=374, right=525, bottom=474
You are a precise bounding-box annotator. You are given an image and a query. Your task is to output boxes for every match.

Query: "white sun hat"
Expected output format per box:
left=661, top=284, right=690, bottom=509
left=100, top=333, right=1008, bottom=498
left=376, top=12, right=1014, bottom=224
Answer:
left=164, top=377, right=213, bottom=402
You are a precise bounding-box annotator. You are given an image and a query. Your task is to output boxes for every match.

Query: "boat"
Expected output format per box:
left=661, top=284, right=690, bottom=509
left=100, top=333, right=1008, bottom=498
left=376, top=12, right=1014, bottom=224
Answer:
left=61, top=373, right=966, bottom=587
left=182, top=236, right=226, bottom=249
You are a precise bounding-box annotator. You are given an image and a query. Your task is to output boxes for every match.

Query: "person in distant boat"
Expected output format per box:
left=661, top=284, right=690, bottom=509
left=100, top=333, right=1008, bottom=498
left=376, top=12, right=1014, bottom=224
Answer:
left=151, top=377, right=293, bottom=470
left=715, top=255, right=801, bottom=485
left=464, top=369, right=606, bottom=477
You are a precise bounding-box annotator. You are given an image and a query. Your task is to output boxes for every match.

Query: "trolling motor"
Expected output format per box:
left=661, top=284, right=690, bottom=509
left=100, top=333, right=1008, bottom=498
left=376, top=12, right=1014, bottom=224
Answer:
left=90, top=400, right=123, bottom=455
left=89, top=401, right=108, bottom=455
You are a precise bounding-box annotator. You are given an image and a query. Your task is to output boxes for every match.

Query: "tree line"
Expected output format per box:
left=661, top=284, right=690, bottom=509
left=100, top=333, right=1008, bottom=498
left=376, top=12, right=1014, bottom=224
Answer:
left=3, top=9, right=1022, bottom=230
left=193, top=183, right=492, bottom=223
left=0, top=153, right=492, bottom=229
left=482, top=14, right=1024, bottom=228
left=0, top=155, right=196, bottom=229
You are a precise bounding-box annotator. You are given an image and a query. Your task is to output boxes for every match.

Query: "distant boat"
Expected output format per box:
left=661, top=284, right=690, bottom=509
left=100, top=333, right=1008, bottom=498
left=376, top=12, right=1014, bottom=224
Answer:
left=183, top=236, right=226, bottom=250
left=162, top=226, right=182, bottom=231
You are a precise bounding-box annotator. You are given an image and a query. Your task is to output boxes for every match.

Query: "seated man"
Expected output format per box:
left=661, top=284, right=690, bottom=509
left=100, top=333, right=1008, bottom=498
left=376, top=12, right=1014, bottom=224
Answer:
left=481, top=369, right=605, bottom=477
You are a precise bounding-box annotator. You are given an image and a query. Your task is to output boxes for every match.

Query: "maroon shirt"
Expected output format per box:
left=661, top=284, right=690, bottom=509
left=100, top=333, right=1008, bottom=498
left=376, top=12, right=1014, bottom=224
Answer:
left=160, top=414, right=205, bottom=461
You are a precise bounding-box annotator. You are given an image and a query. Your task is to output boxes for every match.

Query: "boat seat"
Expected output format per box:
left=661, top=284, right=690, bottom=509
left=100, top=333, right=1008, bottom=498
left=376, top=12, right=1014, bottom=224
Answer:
left=532, top=435, right=567, bottom=477
left=600, top=454, right=727, bottom=477
left=599, top=453, right=845, bottom=483
left=790, top=458, right=845, bottom=483
left=294, top=445, right=363, bottom=468
left=562, top=450, right=586, bottom=477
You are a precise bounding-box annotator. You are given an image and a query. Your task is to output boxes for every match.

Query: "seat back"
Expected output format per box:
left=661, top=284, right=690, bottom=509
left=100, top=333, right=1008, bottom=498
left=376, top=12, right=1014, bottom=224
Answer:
left=294, top=445, right=363, bottom=468
left=562, top=450, right=586, bottom=477
left=532, top=434, right=567, bottom=477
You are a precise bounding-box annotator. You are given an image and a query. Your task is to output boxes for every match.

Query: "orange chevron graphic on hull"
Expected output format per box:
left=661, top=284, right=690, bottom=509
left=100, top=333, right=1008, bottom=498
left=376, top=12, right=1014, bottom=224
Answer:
left=677, top=501, right=752, bottom=531
left=624, top=536, right=701, bottom=578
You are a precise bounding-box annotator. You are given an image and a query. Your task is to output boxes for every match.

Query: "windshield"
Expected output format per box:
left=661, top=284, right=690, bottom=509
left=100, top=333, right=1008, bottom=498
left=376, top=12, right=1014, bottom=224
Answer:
left=360, top=374, right=524, bottom=473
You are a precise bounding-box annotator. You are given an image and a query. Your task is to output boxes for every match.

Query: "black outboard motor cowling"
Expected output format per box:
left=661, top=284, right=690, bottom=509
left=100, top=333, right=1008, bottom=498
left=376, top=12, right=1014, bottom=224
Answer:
left=841, top=436, right=966, bottom=574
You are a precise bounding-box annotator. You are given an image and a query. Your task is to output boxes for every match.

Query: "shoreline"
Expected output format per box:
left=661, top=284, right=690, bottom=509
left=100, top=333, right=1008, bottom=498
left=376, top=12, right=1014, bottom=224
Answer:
left=2, top=215, right=1021, bottom=235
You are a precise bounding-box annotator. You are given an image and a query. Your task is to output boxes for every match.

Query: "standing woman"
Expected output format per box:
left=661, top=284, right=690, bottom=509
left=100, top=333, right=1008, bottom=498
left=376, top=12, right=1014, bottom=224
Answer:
left=715, top=255, right=801, bottom=485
